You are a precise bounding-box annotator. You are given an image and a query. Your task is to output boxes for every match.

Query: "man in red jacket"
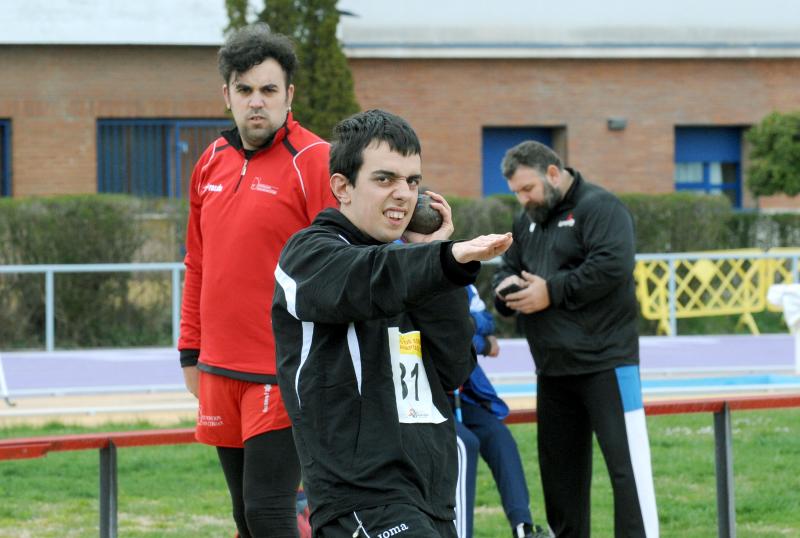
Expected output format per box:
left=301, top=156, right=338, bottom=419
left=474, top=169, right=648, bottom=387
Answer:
left=178, top=23, right=336, bottom=538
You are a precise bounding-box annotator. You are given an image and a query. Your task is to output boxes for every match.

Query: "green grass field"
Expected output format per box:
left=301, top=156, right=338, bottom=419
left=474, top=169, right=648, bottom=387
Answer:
left=1, top=409, right=799, bottom=537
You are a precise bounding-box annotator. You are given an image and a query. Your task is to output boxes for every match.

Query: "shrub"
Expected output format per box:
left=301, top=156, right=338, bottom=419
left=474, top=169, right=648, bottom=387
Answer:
left=746, top=110, right=800, bottom=197
left=450, top=194, right=517, bottom=240
left=725, top=211, right=800, bottom=249
left=2, top=190, right=798, bottom=346
left=620, top=193, right=733, bottom=253
left=0, top=195, right=173, bottom=348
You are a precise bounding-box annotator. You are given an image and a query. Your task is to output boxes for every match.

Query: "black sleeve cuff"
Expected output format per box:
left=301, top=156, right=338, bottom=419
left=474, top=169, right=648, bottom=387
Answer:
left=440, top=241, right=481, bottom=286
left=179, top=348, right=200, bottom=368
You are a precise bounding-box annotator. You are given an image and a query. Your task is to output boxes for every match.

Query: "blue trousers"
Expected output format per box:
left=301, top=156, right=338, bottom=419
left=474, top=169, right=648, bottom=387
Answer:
left=455, top=400, right=533, bottom=537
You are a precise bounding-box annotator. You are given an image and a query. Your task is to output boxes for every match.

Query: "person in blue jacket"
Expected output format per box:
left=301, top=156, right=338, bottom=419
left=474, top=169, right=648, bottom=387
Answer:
left=453, top=284, right=549, bottom=538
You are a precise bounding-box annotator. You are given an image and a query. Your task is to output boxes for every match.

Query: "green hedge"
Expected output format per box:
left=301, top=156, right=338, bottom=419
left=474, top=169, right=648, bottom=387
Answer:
left=1, top=193, right=798, bottom=348
left=453, top=191, right=800, bottom=253
left=725, top=211, right=800, bottom=249
left=0, top=195, right=181, bottom=348
left=620, top=193, right=734, bottom=253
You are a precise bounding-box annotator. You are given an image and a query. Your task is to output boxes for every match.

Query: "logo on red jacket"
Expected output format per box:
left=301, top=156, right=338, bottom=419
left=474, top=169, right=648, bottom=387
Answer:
left=251, top=177, right=278, bottom=195
left=202, top=183, right=223, bottom=193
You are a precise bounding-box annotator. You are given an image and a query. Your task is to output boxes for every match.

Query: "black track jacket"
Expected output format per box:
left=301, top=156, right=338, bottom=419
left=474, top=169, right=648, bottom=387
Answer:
left=493, top=169, right=639, bottom=376
left=272, top=208, right=479, bottom=529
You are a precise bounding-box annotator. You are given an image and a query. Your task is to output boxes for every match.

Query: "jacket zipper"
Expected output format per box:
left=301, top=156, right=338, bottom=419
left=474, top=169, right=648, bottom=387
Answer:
left=234, top=159, right=249, bottom=192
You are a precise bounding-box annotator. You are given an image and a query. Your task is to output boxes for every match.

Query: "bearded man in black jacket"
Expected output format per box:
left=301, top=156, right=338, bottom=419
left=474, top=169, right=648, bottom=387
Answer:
left=493, top=141, right=659, bottom=538
left=272, top=109, right=512, bottom=538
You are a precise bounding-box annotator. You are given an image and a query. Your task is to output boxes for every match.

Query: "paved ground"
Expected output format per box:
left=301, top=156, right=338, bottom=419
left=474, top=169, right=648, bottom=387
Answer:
left=0, top=392, right=197, bottom=427
left=3, top=335, right=798, bottom=394
left=1, top=335, right=799, bottom=425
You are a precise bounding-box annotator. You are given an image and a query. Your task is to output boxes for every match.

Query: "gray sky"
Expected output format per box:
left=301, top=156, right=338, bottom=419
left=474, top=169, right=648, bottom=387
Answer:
left=1, top=0, right=798, bottom=55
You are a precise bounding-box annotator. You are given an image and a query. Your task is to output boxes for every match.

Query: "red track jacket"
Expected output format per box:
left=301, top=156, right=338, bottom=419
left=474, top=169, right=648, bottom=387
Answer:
left=179, top=114, right=335, bottom=380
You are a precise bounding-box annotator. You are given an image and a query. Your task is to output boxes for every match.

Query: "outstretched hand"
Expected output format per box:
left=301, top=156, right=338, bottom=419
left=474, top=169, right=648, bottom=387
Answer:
left=451, top=233, right=513, bottom=263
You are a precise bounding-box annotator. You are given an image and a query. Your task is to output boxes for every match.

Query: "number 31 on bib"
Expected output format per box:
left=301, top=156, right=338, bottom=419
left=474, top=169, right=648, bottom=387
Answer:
left=388, top=328, right=447, bottom=424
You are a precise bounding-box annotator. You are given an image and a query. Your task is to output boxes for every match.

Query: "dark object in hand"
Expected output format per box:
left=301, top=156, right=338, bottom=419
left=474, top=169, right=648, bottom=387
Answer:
left=406, top=194, right=444, bottom=234
left=498, top=283, right=524, bottom=297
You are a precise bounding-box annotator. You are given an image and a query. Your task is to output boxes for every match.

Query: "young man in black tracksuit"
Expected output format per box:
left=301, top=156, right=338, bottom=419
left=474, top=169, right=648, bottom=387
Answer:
left=492, top=141, right=659, bottom=538
left=272, top=109, right=513, bottom=538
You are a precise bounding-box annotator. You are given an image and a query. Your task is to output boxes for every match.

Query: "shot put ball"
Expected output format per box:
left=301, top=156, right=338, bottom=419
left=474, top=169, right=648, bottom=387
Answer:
left=406, top=194, right=444, bottom=234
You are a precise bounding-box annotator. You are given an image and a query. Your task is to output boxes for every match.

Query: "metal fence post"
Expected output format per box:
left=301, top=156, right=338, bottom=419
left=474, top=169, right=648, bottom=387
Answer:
left=668, top=258, right=677, bottom=336
left=99, top=441, right=118, bottom=538
left=714, top=403, right=736, bottom=538
left=172, top=267, right=181, bottom=348
left=45, top=270, right=55, bottom=352
left=0, top=352, right=14, bottom=406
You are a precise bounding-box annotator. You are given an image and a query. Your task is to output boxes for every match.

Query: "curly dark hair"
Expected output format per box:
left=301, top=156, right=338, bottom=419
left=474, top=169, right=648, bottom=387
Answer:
left=330, top=110, right=421, bottom=186
left=218, top=23, right=297, bottom=88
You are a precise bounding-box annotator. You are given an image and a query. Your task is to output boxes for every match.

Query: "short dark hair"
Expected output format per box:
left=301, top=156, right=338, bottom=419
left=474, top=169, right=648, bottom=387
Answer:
left=218, top=23, right=297, bottom=88
left=330, top=109, right=421, bottom=185
left=501, top=141, right=563, bottom=179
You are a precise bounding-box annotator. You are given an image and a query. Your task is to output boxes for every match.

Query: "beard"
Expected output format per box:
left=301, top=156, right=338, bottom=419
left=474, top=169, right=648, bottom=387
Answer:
left=525, top=182, right=561, bottom=224
left=241, top=124, right=279, bottom=148
left=239, top=107, right=289, bottom=149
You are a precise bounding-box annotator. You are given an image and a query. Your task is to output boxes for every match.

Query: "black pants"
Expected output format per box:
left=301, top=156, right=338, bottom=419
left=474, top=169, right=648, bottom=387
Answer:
left=537, top=367, right=658, bottom=538
left=317, top=504, right=457, bottom=538
left=217, top=426, right=302, bottom=538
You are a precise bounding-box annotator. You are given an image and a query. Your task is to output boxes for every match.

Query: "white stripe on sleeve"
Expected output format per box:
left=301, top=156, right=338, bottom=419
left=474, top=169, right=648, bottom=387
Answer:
left=294, top=321, right=314, bottom=408
left=346, top=323, right=363, bottom=395
left=274, top=263, right=298, bottom=319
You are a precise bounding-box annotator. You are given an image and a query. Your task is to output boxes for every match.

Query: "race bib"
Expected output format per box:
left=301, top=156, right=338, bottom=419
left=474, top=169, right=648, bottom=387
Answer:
left=388, top=328, right=447, bottom=424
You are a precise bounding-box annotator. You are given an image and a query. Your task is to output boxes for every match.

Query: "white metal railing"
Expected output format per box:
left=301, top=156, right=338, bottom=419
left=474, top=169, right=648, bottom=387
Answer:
left=0, top=262, right=184, bottom=352
left=2, top=251, right=800, bottom=352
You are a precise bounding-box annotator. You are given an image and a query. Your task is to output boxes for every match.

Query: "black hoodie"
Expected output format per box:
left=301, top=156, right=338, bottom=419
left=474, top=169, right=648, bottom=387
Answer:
left=272, top=208, right=479, bottom=529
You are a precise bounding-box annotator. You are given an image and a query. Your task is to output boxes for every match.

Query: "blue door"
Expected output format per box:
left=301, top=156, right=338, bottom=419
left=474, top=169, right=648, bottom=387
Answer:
left=482, top=127, right=553, bottom=196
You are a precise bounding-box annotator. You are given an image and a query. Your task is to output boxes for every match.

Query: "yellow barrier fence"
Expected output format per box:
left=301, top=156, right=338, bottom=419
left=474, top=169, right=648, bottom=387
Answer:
left=634, top=249, right=800, bottom=336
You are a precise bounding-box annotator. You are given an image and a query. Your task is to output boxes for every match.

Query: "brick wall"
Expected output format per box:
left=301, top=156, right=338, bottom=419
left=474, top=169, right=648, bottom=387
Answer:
left=2, top=46, right=800, bottom=208
left=349, top=57, right=800, bottom=208
left=0, top=45, right=223, bottom=196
